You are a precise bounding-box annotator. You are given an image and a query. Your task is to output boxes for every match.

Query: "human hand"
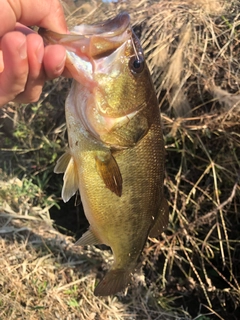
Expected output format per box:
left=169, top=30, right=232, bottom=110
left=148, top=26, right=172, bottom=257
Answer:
left=0, top=0, right=68, bottom=107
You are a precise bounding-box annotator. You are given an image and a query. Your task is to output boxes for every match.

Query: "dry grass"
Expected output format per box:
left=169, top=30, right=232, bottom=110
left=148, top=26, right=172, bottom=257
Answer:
left=0, top=0, right=240, bottom=319
left=0, top=211, right=129, bottom=320
left=0, top=199, right=183, bottom=319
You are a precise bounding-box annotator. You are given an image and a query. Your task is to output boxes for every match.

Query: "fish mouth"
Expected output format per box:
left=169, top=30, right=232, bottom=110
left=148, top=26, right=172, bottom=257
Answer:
left=40, top=13, right=145, bottom=147
left=39, top=12, right=131, bottom=60
left=70, top=12, right=130, bottom=37
left=39, top=12, right=132, bottom=87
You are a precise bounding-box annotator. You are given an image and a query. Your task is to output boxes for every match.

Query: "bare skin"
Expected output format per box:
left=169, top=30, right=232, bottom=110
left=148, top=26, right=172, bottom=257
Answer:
left=0, top=0, right=68, bottom=107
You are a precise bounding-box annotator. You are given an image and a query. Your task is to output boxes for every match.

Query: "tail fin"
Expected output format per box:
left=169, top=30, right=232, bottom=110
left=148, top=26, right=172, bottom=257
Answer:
left=94, top=269, right=131, bottom=296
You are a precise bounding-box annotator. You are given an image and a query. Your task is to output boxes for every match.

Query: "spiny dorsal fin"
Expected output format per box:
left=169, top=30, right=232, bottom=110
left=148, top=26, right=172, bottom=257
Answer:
left=62, top=156, right=79, bottom=203
left=74, top=229, right=102, bottom=246
left=95, top=152, right=122, bottom=197
left=149, top=197, right=169, bottom=238
left=54, top=150, right=72, bottom=174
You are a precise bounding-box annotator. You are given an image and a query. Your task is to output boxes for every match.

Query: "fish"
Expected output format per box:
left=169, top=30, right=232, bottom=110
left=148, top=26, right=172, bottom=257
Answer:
left=39, top=12, right=169, bottom=296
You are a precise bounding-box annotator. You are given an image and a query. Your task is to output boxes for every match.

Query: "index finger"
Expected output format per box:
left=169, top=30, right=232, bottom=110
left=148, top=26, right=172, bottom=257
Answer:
left=0, top=0, right=67, bottom=36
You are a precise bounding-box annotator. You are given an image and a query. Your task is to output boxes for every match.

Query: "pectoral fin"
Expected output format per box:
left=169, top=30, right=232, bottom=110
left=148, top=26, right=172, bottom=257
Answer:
left=149, top=197, right=169, bottom=238
left=75, top=229, right=102, bottom=246
left=95, top=152, right=122, bottom=197
left=55, top=152, right=79, bottom=203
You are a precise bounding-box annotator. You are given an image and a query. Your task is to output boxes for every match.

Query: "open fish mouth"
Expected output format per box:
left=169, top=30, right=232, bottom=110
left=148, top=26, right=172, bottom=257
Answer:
left=70, top=12, right=130, bottom=37
left=39, top=13, right=131, bottom=60
left=39, top=13, right=133, bottom=90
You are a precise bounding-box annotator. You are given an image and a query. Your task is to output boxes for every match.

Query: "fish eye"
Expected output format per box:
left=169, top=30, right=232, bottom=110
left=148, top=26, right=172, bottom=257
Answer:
left=129, top=56, right=144, bottom=75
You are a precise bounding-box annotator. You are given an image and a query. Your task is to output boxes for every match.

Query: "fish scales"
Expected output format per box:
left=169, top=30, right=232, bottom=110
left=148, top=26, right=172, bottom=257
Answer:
left=67, top=85, right=164, bottom=241
left=40, top=12, right=169, bottom=296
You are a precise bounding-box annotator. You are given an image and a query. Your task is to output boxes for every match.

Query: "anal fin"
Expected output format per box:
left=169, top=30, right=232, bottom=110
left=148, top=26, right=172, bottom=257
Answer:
left=149, top=197, right=169, bottom=238
left=75, top=229, right=102, bottom=246
left=95, top=152, right=122, bottom=197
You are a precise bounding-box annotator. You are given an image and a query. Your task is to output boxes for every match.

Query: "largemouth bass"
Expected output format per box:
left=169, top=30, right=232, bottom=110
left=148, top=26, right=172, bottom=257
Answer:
left=40, top=13, right=168, bottom=296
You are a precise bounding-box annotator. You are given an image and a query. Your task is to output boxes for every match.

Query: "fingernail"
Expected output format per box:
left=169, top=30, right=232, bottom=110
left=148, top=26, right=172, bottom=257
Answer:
left=18, top=40, right=27, bottom=59
left=36, top=42, right=44, bottom=63
left=55, top=55, right=66, bottom=73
